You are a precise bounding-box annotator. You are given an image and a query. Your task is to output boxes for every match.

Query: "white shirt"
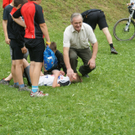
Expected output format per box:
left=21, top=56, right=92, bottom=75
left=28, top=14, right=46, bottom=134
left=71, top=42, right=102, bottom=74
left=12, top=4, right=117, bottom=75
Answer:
left=63, top=23, right=97, bottom=49
left=38, top=74, right=71, bottom=86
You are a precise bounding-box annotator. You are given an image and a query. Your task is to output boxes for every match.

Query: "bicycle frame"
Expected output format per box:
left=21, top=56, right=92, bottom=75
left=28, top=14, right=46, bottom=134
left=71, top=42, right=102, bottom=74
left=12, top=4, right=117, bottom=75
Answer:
left=113, top=5, right=135, bottom=41
left=125, top=7, right=135, bottom=31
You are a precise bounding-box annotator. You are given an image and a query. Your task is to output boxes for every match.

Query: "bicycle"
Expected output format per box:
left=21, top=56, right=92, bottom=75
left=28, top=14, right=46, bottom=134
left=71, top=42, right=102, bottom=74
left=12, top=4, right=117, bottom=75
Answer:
left=113, top=4, right=135, bottom=41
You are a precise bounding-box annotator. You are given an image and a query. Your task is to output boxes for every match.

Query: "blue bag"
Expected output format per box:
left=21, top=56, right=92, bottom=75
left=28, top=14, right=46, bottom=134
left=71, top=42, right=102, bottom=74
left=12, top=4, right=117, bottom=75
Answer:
left=43, top=46, right=58, bottom=70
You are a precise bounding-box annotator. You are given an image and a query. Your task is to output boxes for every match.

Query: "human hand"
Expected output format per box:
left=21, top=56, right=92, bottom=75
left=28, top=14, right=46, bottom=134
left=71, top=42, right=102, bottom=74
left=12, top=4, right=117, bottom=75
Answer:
left=67, top=68, right=75, bottom=79
left=60, top=70, right=65, bottom=76
left=21, top=46, right=27, bottom=54
left=46, top=41, right=51, bottom=47
left=5, top=37, right=10, bottom=45
left=88, top=58, right=96, bottom=69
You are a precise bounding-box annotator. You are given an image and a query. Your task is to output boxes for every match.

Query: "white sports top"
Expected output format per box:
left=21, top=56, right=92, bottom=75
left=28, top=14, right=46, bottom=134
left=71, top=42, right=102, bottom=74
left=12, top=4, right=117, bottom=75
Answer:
left=38, top=74, right=71, bottom=86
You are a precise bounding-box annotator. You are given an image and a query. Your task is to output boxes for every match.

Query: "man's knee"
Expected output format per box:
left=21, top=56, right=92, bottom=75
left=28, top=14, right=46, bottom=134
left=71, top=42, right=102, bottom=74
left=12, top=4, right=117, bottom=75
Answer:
left=69, top=50, right=78, bottom=60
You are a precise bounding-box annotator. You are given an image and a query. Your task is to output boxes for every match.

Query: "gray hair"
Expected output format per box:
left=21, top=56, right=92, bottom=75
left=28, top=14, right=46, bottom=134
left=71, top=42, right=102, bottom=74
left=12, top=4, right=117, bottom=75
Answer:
left=70, top=13, right=83, bottom=23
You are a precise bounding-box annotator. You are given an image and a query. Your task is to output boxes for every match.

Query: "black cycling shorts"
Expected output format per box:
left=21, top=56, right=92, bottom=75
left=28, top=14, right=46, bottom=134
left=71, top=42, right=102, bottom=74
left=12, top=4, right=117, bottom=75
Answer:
left=84, top=10, right=108, bottom=30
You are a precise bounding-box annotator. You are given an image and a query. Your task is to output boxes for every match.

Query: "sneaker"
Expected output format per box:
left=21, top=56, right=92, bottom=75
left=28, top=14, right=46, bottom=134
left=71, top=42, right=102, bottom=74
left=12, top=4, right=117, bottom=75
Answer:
left=30, top=91, right=49, bottom=97
left=0, top=78, right=10, bottom=85
left=18, top=86, right=31, bottom=91
left=9, top=84, right=19, bottom=88
left=111, top=47, right=118, bottom=54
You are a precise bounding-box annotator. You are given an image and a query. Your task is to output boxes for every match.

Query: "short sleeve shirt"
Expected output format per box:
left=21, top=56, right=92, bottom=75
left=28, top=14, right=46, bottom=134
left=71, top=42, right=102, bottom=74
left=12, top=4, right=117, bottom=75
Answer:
left=3, top=0, right=12, bottom=8
left=13, top=1, right=45, bottom=39
left=63, top=23, right=97, bottom=49
left=7, top=7, right=25, bottom=46
left=38, top=74, right=71, bottom=87
left=3, top=4, right=13, bottom=20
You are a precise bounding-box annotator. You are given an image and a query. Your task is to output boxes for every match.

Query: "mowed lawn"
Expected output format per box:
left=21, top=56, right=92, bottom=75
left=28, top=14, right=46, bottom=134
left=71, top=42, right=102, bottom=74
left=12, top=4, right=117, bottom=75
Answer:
left=0, top=0, right=135, bottom=135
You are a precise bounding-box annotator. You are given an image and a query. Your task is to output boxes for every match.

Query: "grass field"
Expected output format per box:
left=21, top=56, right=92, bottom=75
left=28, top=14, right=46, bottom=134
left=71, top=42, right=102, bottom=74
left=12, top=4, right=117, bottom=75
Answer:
left=0, top=0, right=135, bottom=135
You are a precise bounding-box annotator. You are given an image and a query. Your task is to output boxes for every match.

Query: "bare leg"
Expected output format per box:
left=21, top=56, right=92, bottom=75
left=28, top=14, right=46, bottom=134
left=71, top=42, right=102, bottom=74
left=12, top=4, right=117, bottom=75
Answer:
left=102, top=27, right=118, bottom=54
left=30, top=61, right=42, bottom=86
left=102, top=27, right=113, bottom=44
left=23, top=58, right=29, bottom=68
left=15, top=59, right=24, bottom=85
left=11, top=60, right=18, bottom=83
left=4, top=73, right=12, bottom=81
left=3, top=59, right=29, bottom=82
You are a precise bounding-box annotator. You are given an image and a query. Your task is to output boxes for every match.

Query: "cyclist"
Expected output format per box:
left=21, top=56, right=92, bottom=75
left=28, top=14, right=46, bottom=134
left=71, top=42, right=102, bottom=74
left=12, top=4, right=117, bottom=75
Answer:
left=127, top=0, right=135, bottom=19
left=81, top=9, right=118, bottom=54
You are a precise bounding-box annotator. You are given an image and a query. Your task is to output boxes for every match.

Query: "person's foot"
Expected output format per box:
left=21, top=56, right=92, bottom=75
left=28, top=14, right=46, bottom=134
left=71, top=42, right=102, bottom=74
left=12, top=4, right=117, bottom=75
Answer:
left=18, top=86, right=31, bottom=91
left=111, top=47, right=118, bottom=54
left=9, top=84, right=19, bottom=88
left=0, top=78, right=10, bottom=85
left=82, top=74, right=89, bottom=78
left=30, top=91, right=49, bottom=97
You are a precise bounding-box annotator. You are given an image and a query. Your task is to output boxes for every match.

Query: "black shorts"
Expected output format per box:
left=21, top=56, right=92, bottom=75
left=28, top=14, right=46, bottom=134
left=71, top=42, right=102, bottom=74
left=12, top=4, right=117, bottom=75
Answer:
left=84, top=10, right=108, bottom=30
left=25, top=38, right=45, bottom=62
left=10, top=39, right=24, bottom=60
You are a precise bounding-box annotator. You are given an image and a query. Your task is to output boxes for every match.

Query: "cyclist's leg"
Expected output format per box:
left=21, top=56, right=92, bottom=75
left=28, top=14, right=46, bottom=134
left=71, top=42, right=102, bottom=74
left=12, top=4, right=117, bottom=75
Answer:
left=98, top=11, right=118, bottom=54
left=102, top=27, right=112, bottom=44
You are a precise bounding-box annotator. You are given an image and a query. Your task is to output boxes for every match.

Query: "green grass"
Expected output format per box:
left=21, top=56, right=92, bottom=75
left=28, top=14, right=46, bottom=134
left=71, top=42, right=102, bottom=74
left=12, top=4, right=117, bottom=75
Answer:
left=0, top=0, right=135, bottom=134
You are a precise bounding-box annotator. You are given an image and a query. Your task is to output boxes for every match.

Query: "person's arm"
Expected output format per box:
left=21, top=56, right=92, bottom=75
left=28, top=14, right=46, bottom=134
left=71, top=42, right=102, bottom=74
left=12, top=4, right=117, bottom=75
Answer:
left=12, top=7, right=26, bottom=27
left=86, top=24, right=98, bottom=69
left=39, top=23, right=50, bottom=43
left=12, top=16, right=26, bottom=27
left=52, top=70, right=60, bottom=87
left=88, top=42, right=98, bottom=69
left=2, top=20, right=10, bottom=44
left=63, top=28, right=75, bottom=78
left=63, top=47, right=75, bottom=78
left=33, top=5, right=50, bottom=44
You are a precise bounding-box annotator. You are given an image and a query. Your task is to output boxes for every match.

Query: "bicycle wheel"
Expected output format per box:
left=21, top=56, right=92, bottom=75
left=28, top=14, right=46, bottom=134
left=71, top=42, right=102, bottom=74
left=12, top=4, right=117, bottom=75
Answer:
left=113, top=18, right=135, bottom=41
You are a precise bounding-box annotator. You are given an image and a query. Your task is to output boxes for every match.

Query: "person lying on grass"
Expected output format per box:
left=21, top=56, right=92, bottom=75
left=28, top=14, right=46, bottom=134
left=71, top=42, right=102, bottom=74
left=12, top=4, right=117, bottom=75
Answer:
left=0, top=58, right=82, bottom=88
left=38, top=70, right=82, bottom=87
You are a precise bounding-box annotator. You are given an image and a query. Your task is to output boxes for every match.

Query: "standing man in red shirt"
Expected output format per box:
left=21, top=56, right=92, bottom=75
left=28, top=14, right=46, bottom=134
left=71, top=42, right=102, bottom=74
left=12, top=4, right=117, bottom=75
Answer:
left=13, top=0, right=50, bottom=97
left=3, top=0, right=12, bottom=8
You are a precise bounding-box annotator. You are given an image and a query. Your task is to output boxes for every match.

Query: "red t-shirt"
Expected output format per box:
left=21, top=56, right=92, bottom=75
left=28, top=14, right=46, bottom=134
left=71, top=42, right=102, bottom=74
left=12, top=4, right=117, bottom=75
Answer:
left=3, top=0, right=12, bottom=8
left=13, top=1, right=45, bottom=39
